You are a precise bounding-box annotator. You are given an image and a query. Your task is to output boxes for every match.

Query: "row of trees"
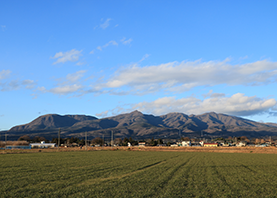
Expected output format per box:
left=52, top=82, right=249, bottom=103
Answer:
left=18, top=135, right=49, bottom=143
left=19, top=135, right=272, bottom=146
left=89, top=137, right=164, bottom=146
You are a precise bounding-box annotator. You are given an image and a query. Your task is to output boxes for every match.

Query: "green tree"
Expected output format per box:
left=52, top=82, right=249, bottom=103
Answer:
left=91, top=137, right=103, bottom=145
left=157, top=138, right=163, bottom=145
left=18, top=135, right=31, bottom=141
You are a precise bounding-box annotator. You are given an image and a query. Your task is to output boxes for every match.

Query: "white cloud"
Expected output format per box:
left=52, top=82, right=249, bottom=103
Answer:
left=38, top=70, right=87, bottom=96
left=51, top=49, right=82, bottom=65
left=203, top=90, right=225, bottom=98
left=102, top=59, right=277, bottom=94
left=97, top=40, right=118, bottom=51
left=66, top=70, right=87, bottom=83
left=22, top=80, right=36, bottom=89
left=100, top=18, right=111, bottom=29
left=139, top=54, right=150, bottom=63
left=121, top=37, right=133, bottom=45
left=132, top=93, right=277, bottom=117
left=76, top=62, right=85, bottom=66
left=95, top=110, right=109, bottom=117
left=49, top=84, right=83, bottom=95
left=104, top=40, right=118, bottom=47
left=0, top=70, right=11, bottom=80
left=89, top=50, right=94, bottom=54
left=37, top=86, right=46, bottom=92
left=1, top=25, right=6, bottom=31
left=1, top=79, right=36, bottom=91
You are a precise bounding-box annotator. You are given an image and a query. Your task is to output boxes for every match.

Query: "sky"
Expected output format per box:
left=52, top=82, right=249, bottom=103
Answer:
left=1, top=0, right=277, bottom=130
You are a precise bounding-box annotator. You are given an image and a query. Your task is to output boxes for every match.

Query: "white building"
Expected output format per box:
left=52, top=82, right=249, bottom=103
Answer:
left=182, top=141, right=191, bottom=147
left=237, top=141, right=247, bottom=147
left=199, top=141, right=204, bottom=147
left=30, top=141, right=56, bottom=148
left=138, top=142, right=146, bottom=147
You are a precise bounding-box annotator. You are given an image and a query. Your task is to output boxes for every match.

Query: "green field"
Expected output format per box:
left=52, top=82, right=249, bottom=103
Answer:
left=1, top=150, right=277, bottom=197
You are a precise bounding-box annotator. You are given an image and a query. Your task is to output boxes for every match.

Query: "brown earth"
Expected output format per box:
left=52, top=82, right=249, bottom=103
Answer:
left=2, top=146, right=277, bottom=154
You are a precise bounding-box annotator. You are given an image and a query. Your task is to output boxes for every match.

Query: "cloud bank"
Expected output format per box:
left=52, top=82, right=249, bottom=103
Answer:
left=103, top=59, right=277, bottom=94
left=132, top=93, right=277, bottom=117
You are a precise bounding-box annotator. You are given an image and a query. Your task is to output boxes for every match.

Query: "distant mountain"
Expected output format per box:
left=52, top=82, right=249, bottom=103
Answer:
left=9, top=114, right=97, bottom=131
left=8, top=111, right=277, bottom=139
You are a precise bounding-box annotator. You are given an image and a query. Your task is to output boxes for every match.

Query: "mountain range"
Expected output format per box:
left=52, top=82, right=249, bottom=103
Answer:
left=7, top=110, right=277, bottom=139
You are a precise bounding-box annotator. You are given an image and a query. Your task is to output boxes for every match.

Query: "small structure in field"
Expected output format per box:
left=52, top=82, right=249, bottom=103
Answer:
left=237, top=141, right=247, bottom=147
left=30, top=141, right=56, bottom=149
left=222, top=143, right=230, bottom=147
left=199, top=141, right=204, bottom=147
left=138, top=142, right=146, bottom=147
left=203, top=143, right=218, bottom=147
left=128, top=142, right=131, bottom=147
left=182, top=141, right=191, bottom=147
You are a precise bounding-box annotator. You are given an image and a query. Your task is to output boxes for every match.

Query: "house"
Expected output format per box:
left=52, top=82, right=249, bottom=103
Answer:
left=199, top=141, right=204, bottom=147
left=128, top=142, right=132, bottom=147
left=138, top=142, right=146, bottom=147
left=182, top=141, right=191, bottom=147
left=203, top=143, right=218, bottom=147
left=237, top=141, right=247, bottom=147
left=30, top=141, right=56, bottom=149
left=221, top=142, right=230, bottom=147
left=255, top=144, right=268, bottom=147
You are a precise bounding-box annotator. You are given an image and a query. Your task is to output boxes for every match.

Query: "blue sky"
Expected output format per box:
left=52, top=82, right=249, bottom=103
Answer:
left=1, top=0, right=277, bottom=130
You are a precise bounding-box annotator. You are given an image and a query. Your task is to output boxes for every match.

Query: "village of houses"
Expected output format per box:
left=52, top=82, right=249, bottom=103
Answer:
left=0, top=136, right=275, bottom=150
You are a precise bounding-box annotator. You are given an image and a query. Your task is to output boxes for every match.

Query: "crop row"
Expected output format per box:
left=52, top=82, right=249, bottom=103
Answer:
left=1, top=151, right=277, bottom=197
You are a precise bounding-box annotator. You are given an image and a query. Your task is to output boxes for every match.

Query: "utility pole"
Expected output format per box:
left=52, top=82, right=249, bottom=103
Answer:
left=179, top=129, right=182, bottom=143
left=58, top=128, right=60, bottom=151
left=102, top=134, right=104, bottom=147
left=85, top=131, right=87, bottom=151
left=5, top=134, right=7, bottom=149
left=111, top=130, right=113, bottom=148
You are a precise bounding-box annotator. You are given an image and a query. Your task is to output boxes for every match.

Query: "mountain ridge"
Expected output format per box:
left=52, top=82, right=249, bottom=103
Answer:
left=8, top=111, right=277, bottom=139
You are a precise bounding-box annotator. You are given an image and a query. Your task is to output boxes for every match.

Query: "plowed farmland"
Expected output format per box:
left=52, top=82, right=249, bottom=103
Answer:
left=1, top=151, right=277, bottom=197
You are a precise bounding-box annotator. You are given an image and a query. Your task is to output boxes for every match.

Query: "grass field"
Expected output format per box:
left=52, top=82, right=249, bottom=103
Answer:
left=1, top=150, right=277, bottom=197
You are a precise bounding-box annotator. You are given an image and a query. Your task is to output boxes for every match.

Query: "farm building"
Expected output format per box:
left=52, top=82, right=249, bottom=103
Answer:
left=138, top=142, right=146, bottom=147
left=30, top=141, right=56, bottom=148
left=203, top=143, right=218, bottom=147
left=237, top=141, right=247, bottom=147
left=182, top=141, right=191, bottom=147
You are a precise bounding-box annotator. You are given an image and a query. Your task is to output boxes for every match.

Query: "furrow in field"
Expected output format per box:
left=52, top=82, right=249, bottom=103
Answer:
left=77, top=160, right=167, bottom=186
left=153, top=154, right=195, bottom=197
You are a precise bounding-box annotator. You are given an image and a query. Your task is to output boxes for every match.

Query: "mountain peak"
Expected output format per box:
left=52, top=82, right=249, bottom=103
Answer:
left=129, top=110, right=143, bottom=115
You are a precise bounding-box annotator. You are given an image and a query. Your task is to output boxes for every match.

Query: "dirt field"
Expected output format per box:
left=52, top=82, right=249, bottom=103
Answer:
left=2, top=145, right=277, bottom=154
